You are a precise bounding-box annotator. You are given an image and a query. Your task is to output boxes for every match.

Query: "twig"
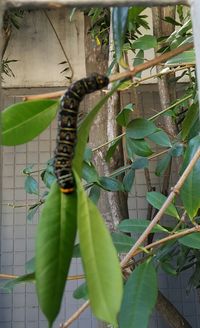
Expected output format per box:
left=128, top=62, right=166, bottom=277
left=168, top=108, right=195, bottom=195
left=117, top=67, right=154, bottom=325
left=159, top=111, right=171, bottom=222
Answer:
left=120, top=147, right=200, bottom=267
left=0, top=273, right=85, bottom=280
left=21, top=43, right=193, bottom=101
left=61, top=300, right=90, bottom=328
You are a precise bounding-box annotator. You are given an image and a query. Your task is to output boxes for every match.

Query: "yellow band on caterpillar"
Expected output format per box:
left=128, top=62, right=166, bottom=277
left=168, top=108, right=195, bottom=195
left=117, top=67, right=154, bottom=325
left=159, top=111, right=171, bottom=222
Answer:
left=60, top=187, right=74, bottom=194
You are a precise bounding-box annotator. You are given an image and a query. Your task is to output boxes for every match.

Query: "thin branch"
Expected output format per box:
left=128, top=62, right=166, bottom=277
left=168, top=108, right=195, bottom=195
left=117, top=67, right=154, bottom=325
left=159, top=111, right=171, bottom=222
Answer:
left=21, top=43, right=193, bottom=101
left=61, top=300, right=90, bottom=328
left=120, top=147, right=200, bottom=267
left=5, top=0, right=190, bottom=10
left=0, top=273, right=85, bottom=280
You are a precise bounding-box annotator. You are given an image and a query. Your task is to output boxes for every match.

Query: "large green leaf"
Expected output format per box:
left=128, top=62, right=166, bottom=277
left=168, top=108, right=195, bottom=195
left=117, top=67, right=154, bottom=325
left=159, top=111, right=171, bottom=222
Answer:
left=181, top=103, right=199, bottom=140
left=118, top=219, right=169, bottom=234
left=180, top=136, right=200, bottom=219
left=73, top=83, right=120, bottom=177
left=116, top=103, right=134, bottom=127
left=98, top=176, right=124, bottom=192
left=119, top=261, right=157, bottom=328
left=131, top=35, right=157, bottom=50
left=126, top=137, right=153, bottom=158
left=75, top=173, right=123, bottom=326
left=148, top=129, right=172, bottom=147
left=178, top=232, right=200, bottom=249
left=35, top=183, right=77, bottom=327
left=126, top=118, right=157, bottom=139
left=147, top=191, right=180, bottom=219
left=112, top=7, right=129, bottom=62
left=111, top=232, right=136, bottom=253
left=2, top=99, right=58, bottom=145
left=166, top=50, right=195, bottom=65
left=155, top=152, right=172, bottom=177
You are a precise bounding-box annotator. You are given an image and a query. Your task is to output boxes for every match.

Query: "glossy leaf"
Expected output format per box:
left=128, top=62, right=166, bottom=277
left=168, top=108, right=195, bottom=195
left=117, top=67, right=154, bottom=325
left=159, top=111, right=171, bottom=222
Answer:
left=75, top=173, right=123, bottom=326
left=116, top=103, right=134, bottom=127
left=131, top=157, right=149, bottom=170
left=89, top=185, right=101, bottom=205
left=112, top=7, right=129, bottom=62
left=111, top=232, right=135, bottom=253
left=2, top=100, right=58, bottom=145
left=119, top=261, right=157, bottom=328
left=82, top=162, right=99, bottom=183
left=27, top=203, right=40, bottom=221
left=166, top=50, right=195, bottom=65
left=123, top=169, right=135, bottom=192
left=73, top=282, right=88, bottom=300
left=147, top=191, right=180, bottom=219
left=133, top=50, right=144, bottom=78
left=148, top=130, right=172, bottom=147
left=118, top=219, right=169, bottom=234
left=178, top=232, right=200, bottom=249
left=1, top=273, right=35, bottom=292
left=36, top=183, right=77, bottom=327
left=105, top=138, right=121, bottom=162
left=24, top=176, right=39, bottom=195
left=180, top=136, right=200, bottom=219
left=98, top=176, right=124, bottom=192
left=127, top=118, right=157, bottom=139
left=26, top=257, right=35, bottom=273
left=126, top=137, right=153, bottom=158
left=73, top=83, right=120, bottom=177
left=131, top=35, right=157, bottom=50
left=182, top=103, right=199, bottom=140
left=155, top=153, right=172, bottom=177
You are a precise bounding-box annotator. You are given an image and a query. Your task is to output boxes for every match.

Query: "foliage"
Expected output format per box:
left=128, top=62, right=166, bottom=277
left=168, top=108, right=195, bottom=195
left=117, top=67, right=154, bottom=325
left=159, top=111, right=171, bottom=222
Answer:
left=1, top=5, right=200, bottom=328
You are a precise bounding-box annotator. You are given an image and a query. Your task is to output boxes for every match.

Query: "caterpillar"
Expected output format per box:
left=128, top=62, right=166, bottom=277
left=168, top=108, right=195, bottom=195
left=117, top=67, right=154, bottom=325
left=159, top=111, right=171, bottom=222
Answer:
left=54, top=73, right=109, bottom=194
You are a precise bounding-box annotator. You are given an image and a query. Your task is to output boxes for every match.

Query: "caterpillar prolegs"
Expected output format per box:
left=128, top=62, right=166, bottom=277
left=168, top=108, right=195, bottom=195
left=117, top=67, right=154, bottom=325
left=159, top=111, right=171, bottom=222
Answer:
left=54, top=73, right=109, bottom=194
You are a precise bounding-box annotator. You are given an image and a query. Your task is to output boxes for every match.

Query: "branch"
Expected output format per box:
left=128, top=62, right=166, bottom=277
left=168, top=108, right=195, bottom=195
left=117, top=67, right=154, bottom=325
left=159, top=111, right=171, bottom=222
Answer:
left=120, top=146, right=200, bottom=267
left=21, top=43, right=193, bottom=100
left=5, top=0, right=190, bottom=10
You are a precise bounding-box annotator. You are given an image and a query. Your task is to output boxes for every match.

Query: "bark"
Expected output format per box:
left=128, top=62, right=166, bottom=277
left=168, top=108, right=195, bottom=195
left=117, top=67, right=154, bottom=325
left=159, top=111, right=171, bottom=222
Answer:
left=84, top=13, right=129, bottom=232
left=152, top=6, right=178, bottom=138
left=156, top=291, right=192, bottom=328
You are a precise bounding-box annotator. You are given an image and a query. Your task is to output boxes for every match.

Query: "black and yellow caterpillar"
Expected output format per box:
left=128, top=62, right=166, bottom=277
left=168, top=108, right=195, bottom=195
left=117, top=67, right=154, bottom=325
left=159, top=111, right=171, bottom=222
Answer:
left=54, top=73, right=109, bottom=194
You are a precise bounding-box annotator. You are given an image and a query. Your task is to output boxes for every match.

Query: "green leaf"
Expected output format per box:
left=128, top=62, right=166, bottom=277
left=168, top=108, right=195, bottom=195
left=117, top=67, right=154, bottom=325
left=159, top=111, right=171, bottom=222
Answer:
left=2, top=100, right=58, bottom=145
left=98, top=176, right=124, bottom=192
left=105, top=138, right=121, bottom=162
left=118, top=219, right=169, bottom=233
left=166, top=50, right=195, bottom=65
left=181, top=103, right=199, bottom=140
left=73, top=282, right=88, bottom=300
left=27, top=203, right=40, bottom=221
left=133, top=50, right=144, bottom=78
left=1, top=273, right=35, bottom=292
left=148, top=129, right=172, bottom=147
left=112, top=7, right=129, bottom=62
left=178, top=232, right=200, bottom=249
left=116, top=103, right=134, bottom=127
left=155, top=153, right=172, bottom=177
left=180, top=136, right=200, bottom=219
left=126, top=137, right=153, bottom=158
left=131, top=157, right=149, bottom=170
left=170, top=143, right=184, bottom=157
left=119, top=261, right=157, bottom=328
left=24, top=176, right=39, bottom=195
left=26, top=257, right=35, bottom=273
left=75, top=173, right=123, bottom=326
left=82, top=162, right=99, bottom=183
left=35, top=182, right=77, bottom=327
left=111, top=232, right=135, bottom=253
left=89, top=185, right=101, bottom=205
left=126, top=118, right=157, bottom=139
left=73, top=83, right=120, bottom=177
left=131, top=35, right=157, bottom=50
left=147, top=191, right=180, bottom=219
left=123, top=169, right=135, bottom=192
left=41, top=171, right=56, bottom=189
left=161, top=262, right=177, bottom=276
left=83, top=147, right=93, bottom=163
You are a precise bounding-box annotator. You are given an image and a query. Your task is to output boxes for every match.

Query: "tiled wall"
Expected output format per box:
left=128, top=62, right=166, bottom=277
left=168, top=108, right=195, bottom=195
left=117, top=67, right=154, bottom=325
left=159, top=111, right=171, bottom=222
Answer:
left=1, top=86, right=200, bottom=328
